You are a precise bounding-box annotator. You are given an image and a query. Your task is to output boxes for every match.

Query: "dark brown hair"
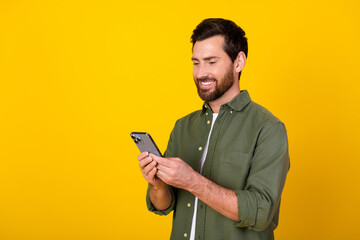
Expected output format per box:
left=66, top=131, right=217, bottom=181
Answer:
left=191, top=18, right=248, bottom=79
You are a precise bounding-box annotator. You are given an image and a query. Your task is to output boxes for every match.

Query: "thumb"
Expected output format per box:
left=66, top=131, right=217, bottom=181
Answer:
left=150, top=153, right=161, bottom=162
left=150, top=154, right=168, bottom=165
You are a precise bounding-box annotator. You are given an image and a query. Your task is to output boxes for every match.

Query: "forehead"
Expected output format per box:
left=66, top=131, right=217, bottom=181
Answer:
left=192, top=35, right=228, bottom=59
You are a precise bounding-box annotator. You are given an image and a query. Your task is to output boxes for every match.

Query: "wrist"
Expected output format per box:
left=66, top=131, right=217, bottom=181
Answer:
left=151, top=182, right=167, bottom=191
left=187, top=171, right=203, bottom=194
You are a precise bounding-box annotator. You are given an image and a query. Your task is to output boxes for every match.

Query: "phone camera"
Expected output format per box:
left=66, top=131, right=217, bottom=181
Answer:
left=131, top=135, right=143, bottom=144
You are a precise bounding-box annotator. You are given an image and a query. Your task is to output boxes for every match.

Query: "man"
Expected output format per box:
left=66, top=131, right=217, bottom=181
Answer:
left=138, top=18, right=290, bottom=240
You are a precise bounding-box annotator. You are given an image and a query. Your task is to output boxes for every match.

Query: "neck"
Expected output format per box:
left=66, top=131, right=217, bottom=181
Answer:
left=209, top=84, right=240, bottom=113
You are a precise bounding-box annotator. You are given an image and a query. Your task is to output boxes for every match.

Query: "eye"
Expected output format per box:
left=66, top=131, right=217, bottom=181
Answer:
left=209, top=61, right=216, bottom=65
left=193, top=62, right=199, bottom=66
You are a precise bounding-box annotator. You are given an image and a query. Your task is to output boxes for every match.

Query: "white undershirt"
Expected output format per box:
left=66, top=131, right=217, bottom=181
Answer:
left=189, top=113, right=218, bottom=240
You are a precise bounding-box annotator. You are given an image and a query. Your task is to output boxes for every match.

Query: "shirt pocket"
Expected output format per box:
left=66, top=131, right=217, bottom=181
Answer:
left=214, top=152, right=252, bottom=190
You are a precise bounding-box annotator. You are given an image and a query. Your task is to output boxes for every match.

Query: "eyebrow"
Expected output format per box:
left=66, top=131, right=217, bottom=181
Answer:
left=191, top=56, right=219, bottom=61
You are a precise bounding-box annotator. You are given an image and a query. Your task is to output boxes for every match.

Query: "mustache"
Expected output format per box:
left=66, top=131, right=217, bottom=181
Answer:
left=195, top=77, right=217, bottom=82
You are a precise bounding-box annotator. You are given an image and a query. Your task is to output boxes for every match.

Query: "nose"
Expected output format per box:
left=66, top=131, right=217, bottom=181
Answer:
left=194, top=63, right=208, bottom=79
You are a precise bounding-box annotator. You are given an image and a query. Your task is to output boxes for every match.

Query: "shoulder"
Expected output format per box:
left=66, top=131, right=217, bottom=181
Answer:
left=246, top=101, right=284, bottom=126
left=243, top=101, right=288, bottom=153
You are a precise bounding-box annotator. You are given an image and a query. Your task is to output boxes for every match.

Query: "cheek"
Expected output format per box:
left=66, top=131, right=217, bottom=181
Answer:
left=210, top=69, right=222, bottom=79
left=192, top=69, right=200, bottom=79
left=215, top=65, right=233, bottom=79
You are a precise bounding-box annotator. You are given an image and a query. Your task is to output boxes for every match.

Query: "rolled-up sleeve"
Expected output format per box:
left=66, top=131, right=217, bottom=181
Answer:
left=146, top=184, right=176, bottom=215
left=234, top=121, right=290, bottom=231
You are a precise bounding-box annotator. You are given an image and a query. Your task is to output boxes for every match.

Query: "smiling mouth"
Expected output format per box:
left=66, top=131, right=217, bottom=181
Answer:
left=200, top=81, right=215, bottom=85
left=199, top=80, right=216, bottom=89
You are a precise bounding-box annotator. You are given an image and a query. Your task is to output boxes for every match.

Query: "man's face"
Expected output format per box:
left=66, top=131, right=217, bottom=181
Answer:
left=192, top=35, right=236, bottom=102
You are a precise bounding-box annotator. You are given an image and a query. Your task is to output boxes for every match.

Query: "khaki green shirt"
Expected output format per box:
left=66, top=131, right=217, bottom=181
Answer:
left=146, top=90, right=290, bottom=240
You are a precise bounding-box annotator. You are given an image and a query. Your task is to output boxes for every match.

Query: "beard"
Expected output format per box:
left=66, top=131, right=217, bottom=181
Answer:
left=194, top=66, right=235, bottom=102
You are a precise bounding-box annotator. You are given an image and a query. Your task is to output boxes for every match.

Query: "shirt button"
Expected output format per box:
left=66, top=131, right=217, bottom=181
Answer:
left=207, top=120, right=211, bottom=124
left=184, top=233, right=188, bottom=237
left=198, top=146, right=203, bottom=151
left=230, top=110, right=233, bottom=114
left=187, top=203, right=191, bottom=207
left=205, top=112, right=208, bottom=116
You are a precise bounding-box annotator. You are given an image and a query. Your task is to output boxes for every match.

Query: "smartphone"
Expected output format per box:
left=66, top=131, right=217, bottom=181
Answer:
left=130, top=132, right=162, bottom=157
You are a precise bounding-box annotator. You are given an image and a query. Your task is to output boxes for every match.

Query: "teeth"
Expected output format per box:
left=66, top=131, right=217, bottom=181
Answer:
left=201, top=81, right=214, bottom=85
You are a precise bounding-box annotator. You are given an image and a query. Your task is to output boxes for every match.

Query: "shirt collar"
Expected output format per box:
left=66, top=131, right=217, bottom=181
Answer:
left=202, top=90, right=251, bottom=112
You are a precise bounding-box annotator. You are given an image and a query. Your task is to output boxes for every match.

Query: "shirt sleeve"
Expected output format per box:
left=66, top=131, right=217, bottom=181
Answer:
left=234, top=121, right=290, bottom=231
left=146, top=184, right=176, bottom=215
left=145, top=121, right=178, bottom=215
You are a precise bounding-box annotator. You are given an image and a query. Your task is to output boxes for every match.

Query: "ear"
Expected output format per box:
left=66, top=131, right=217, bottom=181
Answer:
left=234, top=51, right=246, bottom=74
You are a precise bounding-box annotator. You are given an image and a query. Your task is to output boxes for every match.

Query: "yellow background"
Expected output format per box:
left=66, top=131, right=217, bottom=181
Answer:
left=1, top=1, right=359, bottom=239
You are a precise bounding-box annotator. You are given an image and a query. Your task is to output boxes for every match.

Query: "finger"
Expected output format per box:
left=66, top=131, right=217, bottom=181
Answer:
left=156, top=170, right=172, bottom=186
left=137, top=151, right=149, bottom=161
left=143, top=160, right=157, bottom=175
left=156, top=163, right=171, bottom=173
left=150, top=154, right=173, bottom=167
left=139, top=156, right=154, bottom=169
left=156, top=169, right=166, bottom=182
left=148, top=166, right=157, bottom=179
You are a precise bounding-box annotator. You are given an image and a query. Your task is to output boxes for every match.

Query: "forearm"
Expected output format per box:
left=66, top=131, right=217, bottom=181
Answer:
left=187, top=172, right=239, bottom=222
left=149, top=184, right=172, bottom=211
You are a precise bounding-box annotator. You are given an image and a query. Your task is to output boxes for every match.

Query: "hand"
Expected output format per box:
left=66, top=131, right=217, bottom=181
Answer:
left=151, top=154, right=198, bottom=191
left=138, top=152, right=167, bottom=189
